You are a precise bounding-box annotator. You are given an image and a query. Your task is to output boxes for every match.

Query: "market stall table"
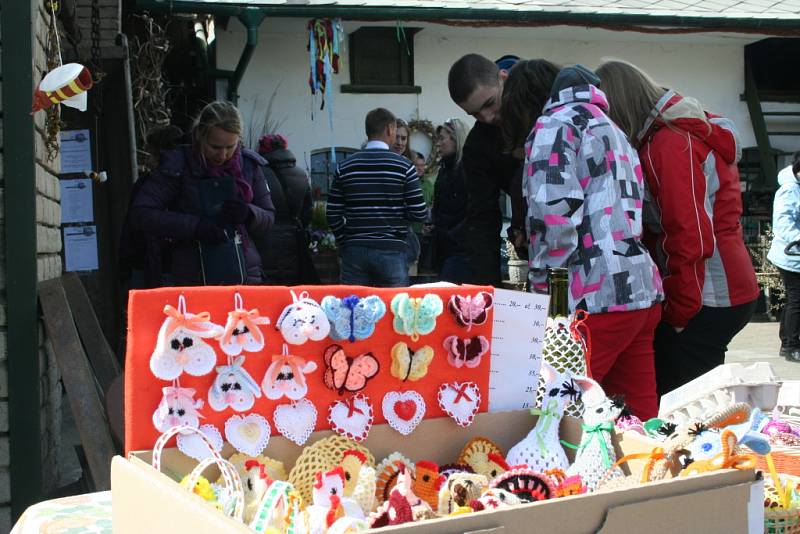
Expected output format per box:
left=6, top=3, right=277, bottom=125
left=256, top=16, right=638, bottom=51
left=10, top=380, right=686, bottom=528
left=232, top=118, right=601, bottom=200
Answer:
left=10, top=491, right=112, bottom=534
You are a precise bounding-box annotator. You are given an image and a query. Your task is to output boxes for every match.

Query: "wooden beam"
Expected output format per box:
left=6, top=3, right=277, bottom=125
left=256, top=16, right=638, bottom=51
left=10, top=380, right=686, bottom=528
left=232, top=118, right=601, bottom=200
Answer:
left=3, top=0, right=43, bottom=518
left=39, top=278, right=116, bottom=490
left=61, top=273, right=121, bottom=396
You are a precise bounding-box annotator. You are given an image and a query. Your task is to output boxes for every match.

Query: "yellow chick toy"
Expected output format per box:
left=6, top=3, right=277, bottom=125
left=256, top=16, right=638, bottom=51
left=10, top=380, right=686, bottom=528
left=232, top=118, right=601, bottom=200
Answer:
left=180, top=474, right=217, bottom=503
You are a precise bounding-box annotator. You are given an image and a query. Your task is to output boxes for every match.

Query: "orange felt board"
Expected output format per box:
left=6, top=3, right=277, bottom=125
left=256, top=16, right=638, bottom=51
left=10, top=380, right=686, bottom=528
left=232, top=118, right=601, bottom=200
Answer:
left=124, top=284, right=494, bottom=454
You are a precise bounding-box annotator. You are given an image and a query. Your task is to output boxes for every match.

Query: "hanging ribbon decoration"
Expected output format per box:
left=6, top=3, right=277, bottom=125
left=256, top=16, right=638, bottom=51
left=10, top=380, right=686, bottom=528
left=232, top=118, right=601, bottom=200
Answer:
left=307, top=18, right=343, bottom=164
left=569, top=309, right=593, bottom=378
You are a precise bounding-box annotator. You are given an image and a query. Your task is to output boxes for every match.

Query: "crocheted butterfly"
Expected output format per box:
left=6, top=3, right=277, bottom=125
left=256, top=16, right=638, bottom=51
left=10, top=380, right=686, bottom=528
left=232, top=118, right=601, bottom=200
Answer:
left=321, top=295, right=386, bottom=343
left=152, top=386, right=205, bottom=432
left=218, top=297, right=271, bottom=356
left=448, top=291, right=493, bottom=331
left=262, top=344, right=318, bottom=400
left=276, top=290, right=331, bottom=345
left=391, top=293, right=444, bottom=341
left=323, top=344, right=380, bottom=395
left=208, top=355, right=262, bottom=412
left=390, top=342, right=434, bottom=382
left=443, top=335, right=490, bottom=369
left=150, top=302, right=224, bottom=381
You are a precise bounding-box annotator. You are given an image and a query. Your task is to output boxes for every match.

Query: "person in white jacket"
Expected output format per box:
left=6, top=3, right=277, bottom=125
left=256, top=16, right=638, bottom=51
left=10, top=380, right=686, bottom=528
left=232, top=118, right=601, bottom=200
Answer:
left=768, top=152, right=800, bottom=362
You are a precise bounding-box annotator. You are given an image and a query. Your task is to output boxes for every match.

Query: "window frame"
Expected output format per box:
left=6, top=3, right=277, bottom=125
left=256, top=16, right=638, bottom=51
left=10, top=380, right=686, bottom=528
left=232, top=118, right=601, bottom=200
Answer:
left=341, top=26, right=421, bottom=94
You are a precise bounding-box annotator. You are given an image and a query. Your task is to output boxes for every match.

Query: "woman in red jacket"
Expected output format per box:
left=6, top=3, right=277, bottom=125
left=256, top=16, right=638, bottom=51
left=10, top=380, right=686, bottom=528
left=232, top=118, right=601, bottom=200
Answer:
left=596, top=61, right=759, bottom=397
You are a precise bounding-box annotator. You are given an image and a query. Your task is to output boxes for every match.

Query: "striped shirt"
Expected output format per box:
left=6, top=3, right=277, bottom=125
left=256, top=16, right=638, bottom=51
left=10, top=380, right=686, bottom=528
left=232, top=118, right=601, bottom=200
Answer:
left=327, top=144, right=427, bottom=251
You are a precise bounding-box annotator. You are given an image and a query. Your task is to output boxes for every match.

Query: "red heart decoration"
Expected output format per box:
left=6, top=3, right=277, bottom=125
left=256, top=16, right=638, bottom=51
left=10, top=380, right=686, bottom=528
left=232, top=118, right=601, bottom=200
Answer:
left=394, top=400, right=417, bottom=421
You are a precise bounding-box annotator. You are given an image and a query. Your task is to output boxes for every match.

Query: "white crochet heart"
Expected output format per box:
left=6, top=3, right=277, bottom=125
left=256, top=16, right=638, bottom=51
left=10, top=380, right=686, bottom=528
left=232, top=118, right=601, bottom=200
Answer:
left=328, top=394, right=374, bottom=442
left=382, top=391, right=425, bottom=436
left=437, top=382, right=481, bottom=428
left=225, top=413, right=270, bottom=456
left=176, top=424, right=223, bottom=461
left=274, top=399, right=318, bottom=446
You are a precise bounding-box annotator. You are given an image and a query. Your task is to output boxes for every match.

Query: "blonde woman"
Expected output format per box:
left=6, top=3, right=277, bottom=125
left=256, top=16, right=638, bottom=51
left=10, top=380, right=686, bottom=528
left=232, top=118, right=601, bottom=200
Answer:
left=432, top=118, right=471, bottom=283
left=596, top=61, right=759, bottom=396
left=130, top=101, right=275, bottom=286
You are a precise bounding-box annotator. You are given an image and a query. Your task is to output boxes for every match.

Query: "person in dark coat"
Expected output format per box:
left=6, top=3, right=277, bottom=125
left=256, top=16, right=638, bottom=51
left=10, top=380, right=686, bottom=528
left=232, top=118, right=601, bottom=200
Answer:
left=448, top=54, right=526, bottom=286
left=254, top=134, right=318, bottom=285
left=130, top=101, right=275, bottom=286
left=432, top=118, right=471, bottom=283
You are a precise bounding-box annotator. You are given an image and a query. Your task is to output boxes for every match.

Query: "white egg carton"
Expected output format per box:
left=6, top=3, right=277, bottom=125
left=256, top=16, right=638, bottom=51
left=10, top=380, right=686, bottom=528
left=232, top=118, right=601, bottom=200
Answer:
left=658, top=362, right=780, bottom=426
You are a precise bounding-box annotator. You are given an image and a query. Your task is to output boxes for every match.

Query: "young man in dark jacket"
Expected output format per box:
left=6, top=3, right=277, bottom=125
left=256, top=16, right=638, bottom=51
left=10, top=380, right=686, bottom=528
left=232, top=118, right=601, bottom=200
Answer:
left=448, top=54, right=525, bottom=286
left=326, top=108, right=427, bottom=287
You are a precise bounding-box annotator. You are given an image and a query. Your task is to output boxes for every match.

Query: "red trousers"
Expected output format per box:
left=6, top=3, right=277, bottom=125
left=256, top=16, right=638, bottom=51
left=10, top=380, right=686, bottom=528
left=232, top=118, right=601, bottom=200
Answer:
left=584, top=305, right=661, bottom=420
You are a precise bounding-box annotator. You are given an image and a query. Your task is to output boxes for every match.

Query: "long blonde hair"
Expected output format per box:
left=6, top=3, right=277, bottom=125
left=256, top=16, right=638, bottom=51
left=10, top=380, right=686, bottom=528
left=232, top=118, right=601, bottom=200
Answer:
left=595, top=60, right=667, bottom=146
left=192, top=101, right=243, bottom=149
left=437, top=117, right=470, bottom=165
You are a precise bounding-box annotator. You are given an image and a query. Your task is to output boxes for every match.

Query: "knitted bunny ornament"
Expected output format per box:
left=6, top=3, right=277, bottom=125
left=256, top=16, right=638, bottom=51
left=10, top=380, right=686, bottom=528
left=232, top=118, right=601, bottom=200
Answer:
left=565, top=376, right=625, bottom=492
left=506, top=362, right=581, bottom=472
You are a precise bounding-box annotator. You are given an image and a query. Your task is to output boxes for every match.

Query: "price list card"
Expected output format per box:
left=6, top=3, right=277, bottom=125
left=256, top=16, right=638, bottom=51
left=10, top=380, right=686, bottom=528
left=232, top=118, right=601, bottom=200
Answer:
left=488, top=288, right=550, bottom=412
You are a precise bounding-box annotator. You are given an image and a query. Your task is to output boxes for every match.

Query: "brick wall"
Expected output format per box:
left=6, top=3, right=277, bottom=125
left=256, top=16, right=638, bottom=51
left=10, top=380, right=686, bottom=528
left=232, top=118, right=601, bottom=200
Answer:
left=76, top=0, right=121, bottom=51
left=33, top=0, right=65, bottom=499
left=0, top=1, right=66, bottom=530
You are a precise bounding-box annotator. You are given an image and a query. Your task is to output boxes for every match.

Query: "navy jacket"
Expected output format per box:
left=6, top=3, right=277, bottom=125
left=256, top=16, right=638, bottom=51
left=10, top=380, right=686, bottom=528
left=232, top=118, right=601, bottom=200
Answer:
left=130, top=146, right=275, bottom=285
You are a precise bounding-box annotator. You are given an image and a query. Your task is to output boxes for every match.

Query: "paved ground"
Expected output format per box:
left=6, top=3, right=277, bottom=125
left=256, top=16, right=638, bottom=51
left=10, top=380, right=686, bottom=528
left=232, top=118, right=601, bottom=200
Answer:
left=727, top=320, right=800, bottom=380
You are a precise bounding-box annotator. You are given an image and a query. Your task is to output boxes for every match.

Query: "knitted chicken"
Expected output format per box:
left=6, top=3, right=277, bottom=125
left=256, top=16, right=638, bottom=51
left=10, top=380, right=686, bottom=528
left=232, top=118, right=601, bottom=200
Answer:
left=507, top=362, right=580, bottom=472
left=243, top=460, right=273, bottom=523
left=437, top=472, right=488, bottom=515
left=306, top=467, right=364, bottom=534
left=470, top=487, right=522, bottom=511
left=412, top=461, right=442, bottom=511
left=339, top=449, right=376, bottom=514
left=369, top=465, right=434, bottom=527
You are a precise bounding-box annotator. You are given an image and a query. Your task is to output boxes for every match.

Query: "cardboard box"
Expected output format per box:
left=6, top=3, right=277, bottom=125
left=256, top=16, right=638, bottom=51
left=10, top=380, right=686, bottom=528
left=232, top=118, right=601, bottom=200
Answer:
left=112, top=410, right=763, bottom=534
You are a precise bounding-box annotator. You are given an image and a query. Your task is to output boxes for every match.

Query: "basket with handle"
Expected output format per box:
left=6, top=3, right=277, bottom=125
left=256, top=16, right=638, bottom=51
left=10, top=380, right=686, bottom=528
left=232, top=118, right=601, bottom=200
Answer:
left=152, top=425, right=245, bottom=521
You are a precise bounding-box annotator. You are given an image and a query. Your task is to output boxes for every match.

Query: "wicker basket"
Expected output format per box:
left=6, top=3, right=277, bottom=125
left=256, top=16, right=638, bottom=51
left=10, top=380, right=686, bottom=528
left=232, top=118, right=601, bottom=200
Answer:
left=288, top=435, right=375, bottom=504
left=766, top=508, right=800, bottom=534
left=757, top=447, right=800, bottom=478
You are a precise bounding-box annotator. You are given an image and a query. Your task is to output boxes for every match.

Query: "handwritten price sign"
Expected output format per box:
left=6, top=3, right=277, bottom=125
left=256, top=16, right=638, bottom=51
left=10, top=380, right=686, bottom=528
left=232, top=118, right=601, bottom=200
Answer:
left=488, top=288, right=550, bottom=412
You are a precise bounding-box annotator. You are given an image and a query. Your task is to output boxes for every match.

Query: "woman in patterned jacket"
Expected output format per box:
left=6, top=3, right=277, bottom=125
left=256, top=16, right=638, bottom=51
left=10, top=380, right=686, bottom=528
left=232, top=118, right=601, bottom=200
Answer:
left=597, top=60, right=759, bottom=396
left=501, top=61, right=664, bottom=419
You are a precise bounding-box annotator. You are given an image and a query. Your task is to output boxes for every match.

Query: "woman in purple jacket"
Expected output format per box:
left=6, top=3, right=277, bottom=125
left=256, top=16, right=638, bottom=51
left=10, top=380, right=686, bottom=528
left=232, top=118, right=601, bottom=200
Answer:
left=130, top=101, right=275, bottom=285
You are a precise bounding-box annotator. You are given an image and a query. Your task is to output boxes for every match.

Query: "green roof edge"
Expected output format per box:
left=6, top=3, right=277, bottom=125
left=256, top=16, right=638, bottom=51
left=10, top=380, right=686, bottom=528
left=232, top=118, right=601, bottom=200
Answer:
left=136, top=0, right=800, bottom=31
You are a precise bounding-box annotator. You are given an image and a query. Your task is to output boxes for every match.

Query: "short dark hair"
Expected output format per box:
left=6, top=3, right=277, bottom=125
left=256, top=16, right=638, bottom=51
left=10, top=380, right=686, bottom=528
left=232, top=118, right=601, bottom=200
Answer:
left=414, top=151, right=425, bottom=160
left=448, top=54, right=499, bottom=104
left=365, top=108, right=396, bottom=138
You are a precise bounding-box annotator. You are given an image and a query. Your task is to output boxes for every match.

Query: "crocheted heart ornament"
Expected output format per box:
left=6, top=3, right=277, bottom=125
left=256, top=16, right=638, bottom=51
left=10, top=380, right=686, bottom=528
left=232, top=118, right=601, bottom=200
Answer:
left=382, top=391, right=425, bottom=435
left=225, top=413, right=271, bottom=456
left=328, top=394, right=374, bottom=442
left=437, top=382, right=481, bottom=427
left=274, top=399, right=318, bottom=446
left=177, top=423, right=223, bottom=461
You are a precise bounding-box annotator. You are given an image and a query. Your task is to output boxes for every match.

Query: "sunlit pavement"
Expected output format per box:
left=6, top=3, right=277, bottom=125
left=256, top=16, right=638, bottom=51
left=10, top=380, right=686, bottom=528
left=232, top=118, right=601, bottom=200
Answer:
left=726, top=321, right=800, bottom=380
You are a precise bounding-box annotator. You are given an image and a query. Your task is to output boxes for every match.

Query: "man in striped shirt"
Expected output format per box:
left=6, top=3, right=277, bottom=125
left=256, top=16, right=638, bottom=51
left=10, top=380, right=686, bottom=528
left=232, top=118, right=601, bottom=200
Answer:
left=327, top=108, right=427, bottom=287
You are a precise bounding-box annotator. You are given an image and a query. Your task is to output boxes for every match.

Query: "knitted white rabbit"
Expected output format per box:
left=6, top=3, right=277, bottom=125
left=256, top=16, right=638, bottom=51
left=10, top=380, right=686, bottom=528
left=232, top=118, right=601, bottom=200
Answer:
left=506, top=362, right=581, bottom=472
left=565, top=376, right=625, bottom=492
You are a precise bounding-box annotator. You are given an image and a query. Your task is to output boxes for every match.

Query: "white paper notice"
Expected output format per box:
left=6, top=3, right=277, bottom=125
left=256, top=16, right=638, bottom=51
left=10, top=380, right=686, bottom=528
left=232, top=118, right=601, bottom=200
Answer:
left=64, top=226, right=99, bottom=272
left=60, top=129, right=92, bottom=174
left=488, top=288, right=550, bottom=412
left=60, top=179, right=94, bottom=223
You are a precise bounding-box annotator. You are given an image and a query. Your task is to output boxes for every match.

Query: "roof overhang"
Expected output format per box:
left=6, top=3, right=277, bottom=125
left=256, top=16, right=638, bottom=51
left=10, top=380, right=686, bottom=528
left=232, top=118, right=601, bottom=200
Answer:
left=136, top=0, right=800, bottom=35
